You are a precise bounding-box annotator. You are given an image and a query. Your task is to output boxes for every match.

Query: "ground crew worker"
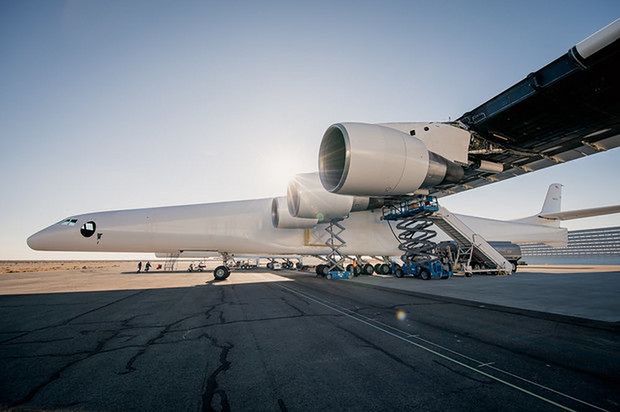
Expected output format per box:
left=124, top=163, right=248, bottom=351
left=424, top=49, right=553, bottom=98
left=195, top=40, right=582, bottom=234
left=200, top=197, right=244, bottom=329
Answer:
left=137, top=261, right=142, bottom=273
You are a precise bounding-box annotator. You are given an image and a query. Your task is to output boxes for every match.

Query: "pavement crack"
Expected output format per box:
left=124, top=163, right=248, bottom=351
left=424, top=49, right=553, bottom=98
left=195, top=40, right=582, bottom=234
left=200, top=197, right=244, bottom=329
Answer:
left=0, top=290, right=147, bottom=345
left=432, top=359, right=493, bottom=384
left=279, top=296, right=307, bottom=316
left=119, top=312, right=204, bottom=375
left=335, top=325, right=419, bottom=373
left=200, top=334, right=233, bottom=412
left=8, top=315, right=140, bottom=408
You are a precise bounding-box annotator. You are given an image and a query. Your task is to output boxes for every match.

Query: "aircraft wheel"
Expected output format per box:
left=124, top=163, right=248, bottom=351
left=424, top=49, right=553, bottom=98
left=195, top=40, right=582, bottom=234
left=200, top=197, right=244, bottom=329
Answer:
left=213, top=265, right=230, bottom=281
left=395, top=268, right=404, bottom=278
left=379, top=264, right=390, bottom=275
left=296, top=262, right=303, bottom=270
left=373, top=263, right=381, bottom=274
left=353, top=266, right=362, bottom=277
left=465, top=272, right=473, bottom=277
left=420, top=269, right=430, bottom=280
left=346, top=264, right=353, bottom=272
left=363, top=263, right=374, bottom=275
left=390, top=263, right=401, bottom=275
left=315, top=265, right=324, bottom=276
left=267, top=262, right=274, bottom=270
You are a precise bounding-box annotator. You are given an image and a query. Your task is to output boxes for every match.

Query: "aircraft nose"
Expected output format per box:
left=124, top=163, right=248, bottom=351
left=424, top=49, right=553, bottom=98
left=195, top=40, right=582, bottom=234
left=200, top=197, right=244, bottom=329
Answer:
left=27, top=227, right=57, bottom=250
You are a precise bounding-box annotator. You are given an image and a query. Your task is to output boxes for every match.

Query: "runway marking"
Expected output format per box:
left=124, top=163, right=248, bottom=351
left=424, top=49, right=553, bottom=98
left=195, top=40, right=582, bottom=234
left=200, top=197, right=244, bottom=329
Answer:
left=283, top=284, right=610, bottom=412
left=477, top=362, right=495, bottom=368
left=277, top=283, right=609, bottom=412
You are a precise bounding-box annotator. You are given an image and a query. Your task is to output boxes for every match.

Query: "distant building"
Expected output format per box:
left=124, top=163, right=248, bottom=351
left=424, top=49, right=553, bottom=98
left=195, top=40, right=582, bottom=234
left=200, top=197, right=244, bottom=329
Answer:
left=521, top=226, right=620, bottom=265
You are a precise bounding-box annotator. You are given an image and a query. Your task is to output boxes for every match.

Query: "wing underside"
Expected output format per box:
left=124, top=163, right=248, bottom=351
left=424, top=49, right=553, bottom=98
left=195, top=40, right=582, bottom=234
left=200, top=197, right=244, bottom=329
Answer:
left=431, top=19, right=620, bottom=198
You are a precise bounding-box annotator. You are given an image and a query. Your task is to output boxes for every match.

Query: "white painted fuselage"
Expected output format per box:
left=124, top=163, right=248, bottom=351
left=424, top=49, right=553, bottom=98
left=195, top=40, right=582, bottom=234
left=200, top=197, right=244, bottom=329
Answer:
left=27, top=197, right=567, bottom=256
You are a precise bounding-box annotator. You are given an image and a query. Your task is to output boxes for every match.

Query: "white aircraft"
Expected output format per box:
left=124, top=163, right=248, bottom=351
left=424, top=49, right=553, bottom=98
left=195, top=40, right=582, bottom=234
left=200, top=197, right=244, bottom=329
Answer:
left=28, top=19, right=620, bottom=280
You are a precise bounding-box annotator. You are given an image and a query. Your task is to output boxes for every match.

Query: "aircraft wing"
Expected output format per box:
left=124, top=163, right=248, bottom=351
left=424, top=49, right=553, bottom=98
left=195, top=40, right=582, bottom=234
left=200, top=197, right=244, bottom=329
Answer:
left=432, top=19, right=620, bottom=198
left=539, top=205, right=620, bottom=221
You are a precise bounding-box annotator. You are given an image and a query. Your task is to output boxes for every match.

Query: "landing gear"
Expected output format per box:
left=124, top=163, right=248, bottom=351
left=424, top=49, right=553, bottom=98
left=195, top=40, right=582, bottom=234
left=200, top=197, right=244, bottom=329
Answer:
left=212, top=252, right=234, bottom=280
left=315, top=264, right=329, bottom=277
left=378, top=263, right=391, bottom=275
left=363, top=263, right=374, bottom=275
left=213, top=265, right=230, bottom=281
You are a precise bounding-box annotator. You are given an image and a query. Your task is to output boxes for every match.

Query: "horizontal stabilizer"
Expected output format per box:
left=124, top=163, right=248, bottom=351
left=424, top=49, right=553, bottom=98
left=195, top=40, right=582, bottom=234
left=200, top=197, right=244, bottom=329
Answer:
left=539, top=205, right=620, bottom=221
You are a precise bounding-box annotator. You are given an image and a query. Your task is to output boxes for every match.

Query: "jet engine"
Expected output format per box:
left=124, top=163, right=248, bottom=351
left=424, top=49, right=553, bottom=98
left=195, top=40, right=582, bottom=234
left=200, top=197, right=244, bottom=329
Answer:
left=271, top=197, right=318, bottom=229
left=287, top=172, right=381, bottom=221
left=318, top=123, right=464, bottom=196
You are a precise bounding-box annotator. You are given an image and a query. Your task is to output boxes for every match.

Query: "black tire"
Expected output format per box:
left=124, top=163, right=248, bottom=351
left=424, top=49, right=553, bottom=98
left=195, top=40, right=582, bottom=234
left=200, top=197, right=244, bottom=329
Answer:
left=511, top=261, right=518, bottom=274
left=465, top=272, right=473, bottom=277
left=267, top=262, right=274, bottom=270
left=363, top=263, right=374, bottom=275
left=326, top=273, right=333, bottom=280
left=395, top=268, right=404, bottom=278
left=296, top=262, right=303, bottom=270
left=420, top=269, right=430, bottom=280
left=213, top=265, right=230, bottom=281
left=346, top=264, right=353, bottom=272
left=374, top=263, right=381, bottom=274
left=379, top=263, right=390, bottom=275
left=315, top=264, right=325, bottom=276
left=353, top=266, right=362, bottom=277
left=390, top=263, right=401, bottom=275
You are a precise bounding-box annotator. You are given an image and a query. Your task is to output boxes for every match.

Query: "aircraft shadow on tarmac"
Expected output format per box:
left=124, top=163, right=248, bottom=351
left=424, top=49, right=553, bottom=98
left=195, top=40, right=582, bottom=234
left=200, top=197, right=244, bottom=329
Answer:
left=0, top=275, right=618, bottom=411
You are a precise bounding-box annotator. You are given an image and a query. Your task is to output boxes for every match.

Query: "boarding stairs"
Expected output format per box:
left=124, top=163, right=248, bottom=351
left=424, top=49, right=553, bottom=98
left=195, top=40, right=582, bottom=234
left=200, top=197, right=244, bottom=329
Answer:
left=429, top=207, right=512, bottom=275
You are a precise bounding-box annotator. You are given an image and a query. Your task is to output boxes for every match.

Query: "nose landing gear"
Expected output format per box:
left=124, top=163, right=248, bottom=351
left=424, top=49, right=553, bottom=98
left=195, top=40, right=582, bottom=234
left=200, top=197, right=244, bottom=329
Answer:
left=212, top=252, right=233, bottom=281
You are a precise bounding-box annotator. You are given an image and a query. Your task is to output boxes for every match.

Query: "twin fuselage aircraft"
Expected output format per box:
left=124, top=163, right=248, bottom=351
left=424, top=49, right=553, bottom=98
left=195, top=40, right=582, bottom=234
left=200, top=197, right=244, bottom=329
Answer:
left=28, top=19, right=620, bottom=279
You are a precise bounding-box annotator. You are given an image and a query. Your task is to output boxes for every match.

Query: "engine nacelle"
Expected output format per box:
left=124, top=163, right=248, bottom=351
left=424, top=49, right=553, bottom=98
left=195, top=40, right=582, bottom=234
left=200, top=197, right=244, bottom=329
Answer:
left=318, top=123, right=464, bottom=196
left=287, top=172, right=378, bottom=221
left=271, top=197, right=318, bottom=229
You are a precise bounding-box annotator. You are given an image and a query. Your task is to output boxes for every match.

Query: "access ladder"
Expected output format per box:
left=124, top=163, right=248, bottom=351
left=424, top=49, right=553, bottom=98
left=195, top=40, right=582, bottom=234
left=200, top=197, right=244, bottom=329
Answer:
left=429, top=207, right=512, bottom=275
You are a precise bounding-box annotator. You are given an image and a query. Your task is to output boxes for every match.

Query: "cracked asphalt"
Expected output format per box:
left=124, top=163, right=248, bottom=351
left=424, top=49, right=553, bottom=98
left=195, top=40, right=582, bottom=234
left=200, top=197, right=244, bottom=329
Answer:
left=0, top=269, right=618, bottom=411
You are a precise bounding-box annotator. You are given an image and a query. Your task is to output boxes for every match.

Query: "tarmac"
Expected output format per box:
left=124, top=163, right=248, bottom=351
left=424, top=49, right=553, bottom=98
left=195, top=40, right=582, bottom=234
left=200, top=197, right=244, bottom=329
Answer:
left=0, top=266, right=618, bottom=411
left=351, top=266, right=620, bottom=323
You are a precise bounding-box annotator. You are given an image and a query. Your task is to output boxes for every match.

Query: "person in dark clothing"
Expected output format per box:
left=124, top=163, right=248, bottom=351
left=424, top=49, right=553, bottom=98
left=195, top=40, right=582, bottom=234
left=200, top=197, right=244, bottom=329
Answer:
left=137, top=261, right=142, bottom=273
left=145, top=261, right=151, bottom=272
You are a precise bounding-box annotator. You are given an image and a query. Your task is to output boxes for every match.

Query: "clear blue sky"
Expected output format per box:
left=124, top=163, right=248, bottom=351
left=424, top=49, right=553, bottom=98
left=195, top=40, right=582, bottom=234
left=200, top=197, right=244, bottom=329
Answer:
left=1, top=1, right=619, bottom=260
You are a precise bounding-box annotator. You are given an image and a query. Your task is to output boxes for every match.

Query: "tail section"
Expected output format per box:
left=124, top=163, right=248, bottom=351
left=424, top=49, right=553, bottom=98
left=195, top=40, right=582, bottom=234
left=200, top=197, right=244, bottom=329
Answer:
left=514, top=183, right=620, bottom=226
left=540, top=183, right=562, bottom=215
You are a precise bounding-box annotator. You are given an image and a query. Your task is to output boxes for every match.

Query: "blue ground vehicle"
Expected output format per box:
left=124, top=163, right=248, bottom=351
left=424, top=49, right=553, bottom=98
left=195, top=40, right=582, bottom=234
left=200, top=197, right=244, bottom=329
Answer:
left=391, top=258, right=452, bottom=280
left=326, top=270, right=352, bottom=280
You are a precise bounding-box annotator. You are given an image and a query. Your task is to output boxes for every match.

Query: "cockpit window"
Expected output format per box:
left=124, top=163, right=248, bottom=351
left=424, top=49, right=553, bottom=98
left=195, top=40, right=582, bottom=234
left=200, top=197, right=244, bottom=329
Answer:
left=60, top=218, right=78, bottom=226
left=80, top=221, right=96, bottom=237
